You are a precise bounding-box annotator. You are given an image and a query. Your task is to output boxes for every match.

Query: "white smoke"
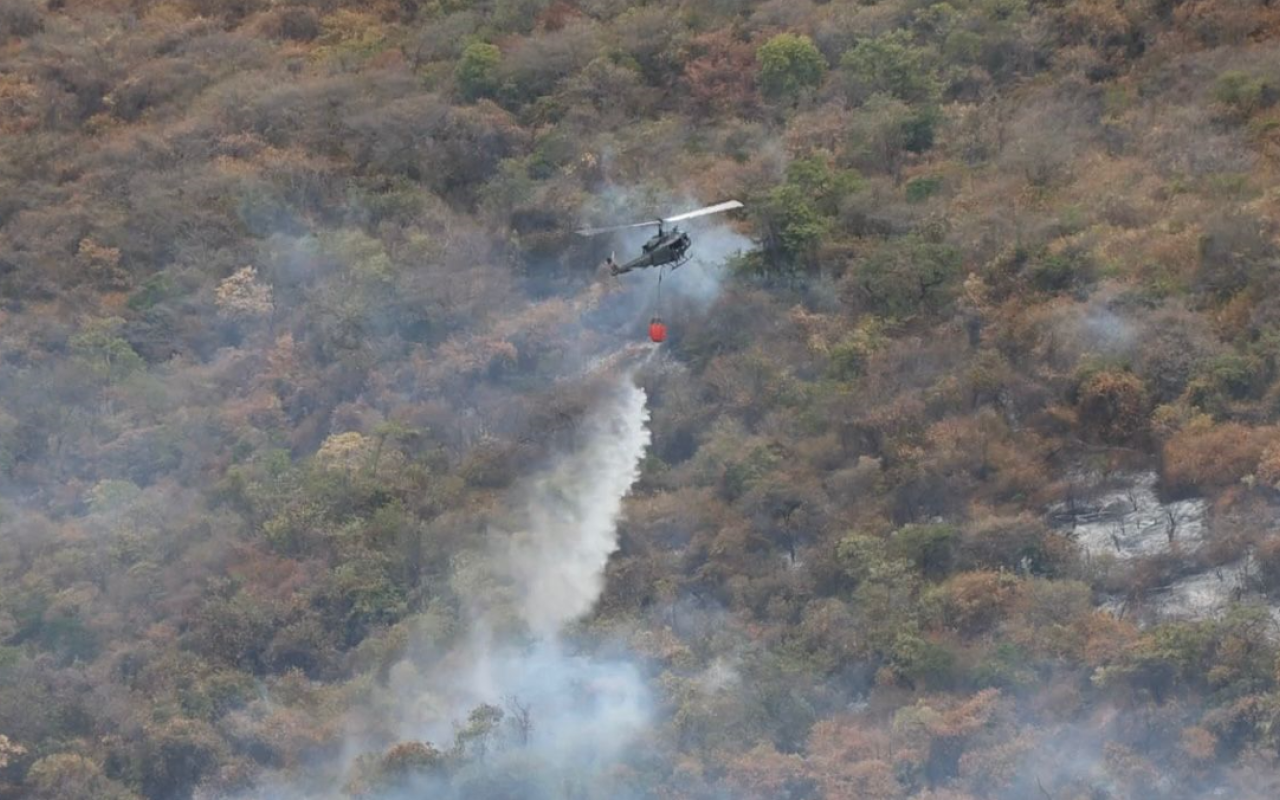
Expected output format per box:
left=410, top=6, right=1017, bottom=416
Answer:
left=505, top=376, right=651, bottom=637
left=212, top=367, right=656, bottom=800
left=377, top=369, right=656, bottom=796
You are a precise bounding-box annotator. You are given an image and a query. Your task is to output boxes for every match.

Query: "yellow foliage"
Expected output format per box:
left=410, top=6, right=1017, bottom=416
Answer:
left=807, top=718, right=904, bottom=800
left=313, top=10, right=387, bottom=65
left=315, top=431, right=374, bottom=473
left=215, top=266, right=274, bottom=320
left=1056, top=0, right=1131, bottom=48
left=1080, top=610, right=1139, bottom=667
left=723, top=744, right=807, bottom=800
left=958, top=737, right=1032, bottom=796
left=939, top=571, right=1021, bottom=634
left=1149, top=403, right=1197, bottom=439
left=434, top=335, right=518, bottom=380
left=1076, top=369, right=1148, bottom=443
left=222, top=389, right=287, bottom=434
left=76, top=238, right=128, bottom=290
left=1179, top=726, right=1217, bottom=764
left=1162, top=421, right=1277, bottom=493
left=1258, top=441, right=1280, bottom=489
left=0, top=734, right=25, bottom=769
left=0, top=76, right=39, bottom=134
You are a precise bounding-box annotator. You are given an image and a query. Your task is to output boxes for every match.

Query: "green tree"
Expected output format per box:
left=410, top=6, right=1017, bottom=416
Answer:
left=456, top=42, right=502, bottom=101
left=454, top=703, right=505, bottom=762
left=891, top=631, right=957, bottom=688
left=837, top=533, right=924, bottom=655
left=138, top=718, right=225, bottom=800
left=840, top=31, right=940, bottom=104
left=784, top=154, right=864, bottom=214
left=69, top=318, right=145, bottom=384
left=369, top=420, right=418, bottom=478
left=853, top=237, right=963, bottom=318
left=755, top=184, right=830, bottom=270
left=891, top=523, right=958, bottom=579
left=757, top=33, right=826, bottom=101
left=322, top=549, right=409, bottom=643
left=845, top=93, right=940, bottom=179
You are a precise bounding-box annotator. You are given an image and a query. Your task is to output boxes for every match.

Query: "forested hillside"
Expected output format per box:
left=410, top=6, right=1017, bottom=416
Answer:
left=4, top=0, right=1280, bottom=797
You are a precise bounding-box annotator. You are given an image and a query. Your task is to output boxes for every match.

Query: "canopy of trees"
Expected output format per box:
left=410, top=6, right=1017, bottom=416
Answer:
left=3, top=0, right=1280, bottom=798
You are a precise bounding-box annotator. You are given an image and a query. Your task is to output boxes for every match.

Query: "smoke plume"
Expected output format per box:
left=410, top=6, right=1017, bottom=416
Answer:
left=504, top=374, right=651, bottom=637
left=220, top=364, right=657, bottom=800
left=386, top=366, right=655, bottom=797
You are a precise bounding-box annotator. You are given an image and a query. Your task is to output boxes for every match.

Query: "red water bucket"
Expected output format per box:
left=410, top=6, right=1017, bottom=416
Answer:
left=649, top=321, right=667, bottom=343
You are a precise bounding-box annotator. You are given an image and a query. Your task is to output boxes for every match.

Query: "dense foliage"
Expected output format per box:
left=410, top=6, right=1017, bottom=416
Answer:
left=4, top=0, right=1280, bottom=798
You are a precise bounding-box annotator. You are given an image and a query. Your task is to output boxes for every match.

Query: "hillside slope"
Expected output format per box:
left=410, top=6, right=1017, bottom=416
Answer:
left=4, top=0, right=1280, bottom=798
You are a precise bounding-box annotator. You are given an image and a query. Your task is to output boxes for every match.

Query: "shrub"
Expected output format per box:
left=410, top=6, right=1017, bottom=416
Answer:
left=0, top=0, right=41, bottom=39
left=1214, top=71, right=1273, bottom=120
left=276, top=6, right=321, bottom=41
left=681, top=29, right=759, bottom=114
left=905, top=175, right=943, bottom=203
left=891, top=631, right=959, bottom=688
left=494, top=20, right=603, bottom=103
left=959, top=515, right=1062, bottom=574
left=1196, top=212, right=1276, bottom=299
left=1075, top=369, right=1148, bottom=444
left=1185, top=353, right=1259, bottom=411
left=785, top=155, right=864, bottom=214
left=616, top=7, right=689, bottom=85
left=936, top=570, right=1020, bottom=634
left=1133, top=310, right=1225, bottom=404
left=25, top=753, right=135, bottom=800
left=1162, top=420, right=1273, bottom=494
left=1026, top=245, right=1095, bottom=294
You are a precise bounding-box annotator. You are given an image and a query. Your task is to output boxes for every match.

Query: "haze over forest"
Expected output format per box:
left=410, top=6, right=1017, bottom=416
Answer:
left=4, top=0, right=1280, bottom=797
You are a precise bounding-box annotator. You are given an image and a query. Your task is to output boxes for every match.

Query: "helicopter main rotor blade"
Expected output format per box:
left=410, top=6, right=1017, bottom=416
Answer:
left=575, top=220, right=662, bottom=236
left=574, top=200, right=744, bottom=236
left=662, top=200, right=744, bottom=224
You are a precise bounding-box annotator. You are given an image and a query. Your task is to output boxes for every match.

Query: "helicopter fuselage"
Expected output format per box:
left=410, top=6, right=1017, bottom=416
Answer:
left=609, top=226, right=692, bottom=276
left=580, top=199, right=742, bottom=277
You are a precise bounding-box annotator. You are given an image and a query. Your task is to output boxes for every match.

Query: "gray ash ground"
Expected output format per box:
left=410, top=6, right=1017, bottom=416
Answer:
left=1049, top=472, right=1271, bottom=625
left=1050, top=472, right=1207, bottom=560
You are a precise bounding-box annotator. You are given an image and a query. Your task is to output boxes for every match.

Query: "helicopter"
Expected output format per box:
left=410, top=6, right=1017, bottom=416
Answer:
left=576, top=200, right=744, bottom=277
